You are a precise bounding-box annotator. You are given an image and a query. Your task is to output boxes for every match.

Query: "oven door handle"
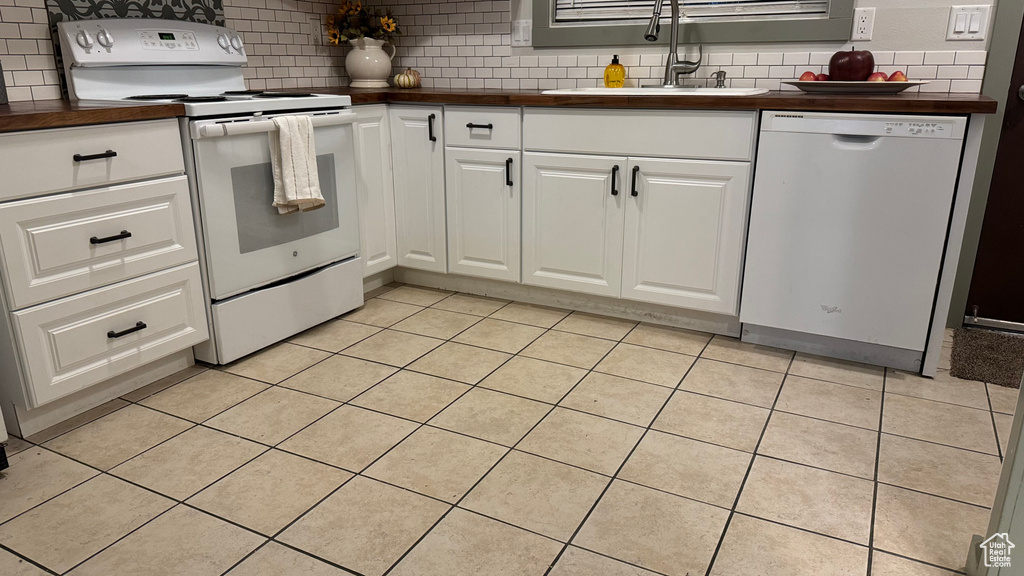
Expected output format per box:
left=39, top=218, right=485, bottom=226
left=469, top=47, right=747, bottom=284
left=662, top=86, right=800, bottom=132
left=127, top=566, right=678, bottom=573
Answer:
left=191, top=111, right=359, bottom=139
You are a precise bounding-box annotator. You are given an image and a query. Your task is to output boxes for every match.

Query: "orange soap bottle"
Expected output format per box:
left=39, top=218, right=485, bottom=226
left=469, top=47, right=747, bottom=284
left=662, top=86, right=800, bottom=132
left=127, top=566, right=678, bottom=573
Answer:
left=604, top=55, right=625, bottom=88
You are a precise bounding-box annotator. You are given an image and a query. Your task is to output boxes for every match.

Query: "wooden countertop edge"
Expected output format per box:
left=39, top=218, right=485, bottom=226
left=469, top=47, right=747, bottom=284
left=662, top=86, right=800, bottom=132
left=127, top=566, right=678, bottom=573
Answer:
left=0, top=102, right=186, bottom=134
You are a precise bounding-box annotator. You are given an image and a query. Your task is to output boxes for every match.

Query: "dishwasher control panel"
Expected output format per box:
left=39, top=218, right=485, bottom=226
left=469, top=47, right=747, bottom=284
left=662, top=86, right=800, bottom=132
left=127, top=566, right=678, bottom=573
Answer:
left=885, top=121, right=950, bottom=136
left=762, top=111, right=966, bottom=140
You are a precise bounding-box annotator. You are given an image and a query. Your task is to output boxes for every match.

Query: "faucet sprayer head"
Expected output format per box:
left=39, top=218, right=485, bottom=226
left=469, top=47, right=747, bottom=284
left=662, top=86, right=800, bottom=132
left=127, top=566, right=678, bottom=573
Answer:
left=644, top=0, right=664, bottom=41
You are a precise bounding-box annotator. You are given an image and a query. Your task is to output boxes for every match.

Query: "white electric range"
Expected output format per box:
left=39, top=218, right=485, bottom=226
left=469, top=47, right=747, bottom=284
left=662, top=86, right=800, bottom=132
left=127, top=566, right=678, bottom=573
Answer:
left=57, top=18, right=364, bottom=364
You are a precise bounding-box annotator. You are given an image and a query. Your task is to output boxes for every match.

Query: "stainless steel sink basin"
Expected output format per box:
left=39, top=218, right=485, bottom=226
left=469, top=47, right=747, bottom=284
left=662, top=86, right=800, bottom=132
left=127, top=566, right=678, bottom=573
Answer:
left=540, top=87, right=770, bottom=96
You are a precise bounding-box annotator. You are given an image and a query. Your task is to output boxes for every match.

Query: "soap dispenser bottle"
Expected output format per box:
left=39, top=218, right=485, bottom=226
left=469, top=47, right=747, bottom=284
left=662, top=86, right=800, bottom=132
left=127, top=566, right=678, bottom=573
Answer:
left=604, top=55, right=625, bottom=88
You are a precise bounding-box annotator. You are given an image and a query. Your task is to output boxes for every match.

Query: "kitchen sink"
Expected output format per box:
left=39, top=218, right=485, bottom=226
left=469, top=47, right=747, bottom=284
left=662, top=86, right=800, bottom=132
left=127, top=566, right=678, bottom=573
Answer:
left=540, top=87, right=770, bottom=96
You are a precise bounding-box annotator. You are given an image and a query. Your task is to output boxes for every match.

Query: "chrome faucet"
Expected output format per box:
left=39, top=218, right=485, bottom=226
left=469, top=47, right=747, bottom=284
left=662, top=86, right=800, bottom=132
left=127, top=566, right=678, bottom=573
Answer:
left=644, top=0, right=702, bottom=87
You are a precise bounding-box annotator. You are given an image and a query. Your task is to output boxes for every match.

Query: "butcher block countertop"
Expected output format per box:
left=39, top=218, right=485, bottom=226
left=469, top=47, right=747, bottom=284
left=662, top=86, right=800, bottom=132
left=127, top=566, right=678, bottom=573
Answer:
left=0, top=100, right=186, bottom=133
left=322, top=87, right=998, bottom=115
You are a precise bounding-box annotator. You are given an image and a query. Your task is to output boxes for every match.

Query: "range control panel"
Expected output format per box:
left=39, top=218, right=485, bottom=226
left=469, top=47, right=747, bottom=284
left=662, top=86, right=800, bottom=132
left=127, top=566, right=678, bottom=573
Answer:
left=139, top=30, right=199, bottom=51
left=58, top=18, right=247, bottom=67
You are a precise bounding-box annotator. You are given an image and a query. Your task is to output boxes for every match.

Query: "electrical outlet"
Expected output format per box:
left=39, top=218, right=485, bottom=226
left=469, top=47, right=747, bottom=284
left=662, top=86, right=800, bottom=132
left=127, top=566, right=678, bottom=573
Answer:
left=512, top=20, right=532, bottom=47
left=947, top=5, right=990, bottom=40
left=309, top=15, right=323, bottom=46
left=851, top=7, right=874, bottom=41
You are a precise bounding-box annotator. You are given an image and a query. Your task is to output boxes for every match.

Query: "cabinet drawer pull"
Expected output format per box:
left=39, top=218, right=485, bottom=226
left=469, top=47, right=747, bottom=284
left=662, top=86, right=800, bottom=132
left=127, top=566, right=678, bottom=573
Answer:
left=107, top=321, right=147, bottom=339
left=466, top=123, right=494, bottom=130
left=73, top=150, right=118, bottom=162
left=505, top=157, right=514, bottom=187
left=90, top=230, right=132, bottom=245
left=611, top=165, right=620, bottom=196
left=631, top=166, right=640, bottom=197
left=428, top=114, right=437, bottom=142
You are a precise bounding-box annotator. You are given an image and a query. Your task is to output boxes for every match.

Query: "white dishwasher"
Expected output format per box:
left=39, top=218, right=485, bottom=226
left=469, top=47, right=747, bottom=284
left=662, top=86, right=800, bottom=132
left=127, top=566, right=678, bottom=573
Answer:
left=741, top=111, right=968, bottom=370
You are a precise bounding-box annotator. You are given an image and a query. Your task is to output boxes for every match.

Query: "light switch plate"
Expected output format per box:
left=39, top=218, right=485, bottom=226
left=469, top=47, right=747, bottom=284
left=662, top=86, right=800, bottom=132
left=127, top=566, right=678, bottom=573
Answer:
left=851, top=7, right=874, bottom=41
left=947, top=5, right=990, bottom=40
left=512, top=19, right=532, bottom=47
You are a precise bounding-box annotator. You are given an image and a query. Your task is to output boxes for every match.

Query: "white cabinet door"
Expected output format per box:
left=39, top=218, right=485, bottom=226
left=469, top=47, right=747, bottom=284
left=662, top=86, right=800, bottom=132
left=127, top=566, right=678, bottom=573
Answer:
left=389, top=105, right=447, bottom=272
left=446, top=148, right=520, bottom=282
left=522, top=152, right=626, bottom=297
left=622, top=157, right=751, bottom=314
left=353, top=105, right=398, bottom=277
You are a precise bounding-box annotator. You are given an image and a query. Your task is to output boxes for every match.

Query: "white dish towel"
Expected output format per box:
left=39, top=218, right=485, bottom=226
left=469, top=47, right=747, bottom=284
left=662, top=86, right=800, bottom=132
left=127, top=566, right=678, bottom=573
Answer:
left=269, top=115, right=326, bottom=214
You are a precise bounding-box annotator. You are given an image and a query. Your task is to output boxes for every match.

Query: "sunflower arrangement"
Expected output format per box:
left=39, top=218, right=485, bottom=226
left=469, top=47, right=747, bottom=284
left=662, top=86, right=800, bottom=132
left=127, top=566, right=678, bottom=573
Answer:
left=326, top=1, right=401, bottom=45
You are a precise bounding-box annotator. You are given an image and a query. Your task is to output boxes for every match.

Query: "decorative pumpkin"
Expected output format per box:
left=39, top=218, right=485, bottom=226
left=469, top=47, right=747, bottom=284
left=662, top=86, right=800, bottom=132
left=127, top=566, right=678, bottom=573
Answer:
left=394, top=67, right=420, bottom=88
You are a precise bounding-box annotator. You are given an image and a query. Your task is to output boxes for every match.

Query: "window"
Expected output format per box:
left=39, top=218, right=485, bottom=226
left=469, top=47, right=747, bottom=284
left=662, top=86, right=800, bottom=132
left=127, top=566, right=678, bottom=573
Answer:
left=533, top=0, right=854, bottom=46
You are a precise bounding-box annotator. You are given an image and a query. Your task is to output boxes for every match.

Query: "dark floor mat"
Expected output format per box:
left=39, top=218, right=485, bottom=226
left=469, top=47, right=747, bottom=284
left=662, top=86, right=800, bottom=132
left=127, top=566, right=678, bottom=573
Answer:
left=951, top=327, right=1024, bottom=388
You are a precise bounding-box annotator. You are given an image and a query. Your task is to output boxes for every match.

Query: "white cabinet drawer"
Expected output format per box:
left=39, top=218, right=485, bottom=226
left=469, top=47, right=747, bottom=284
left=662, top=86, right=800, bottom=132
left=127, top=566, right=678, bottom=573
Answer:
left=523, top=108, right=757, bottom=161
left=0, top=119, right=184, bottom=201
left=13, top=263, right=209, bottom=408
left=445, top=106, right=521, bottom=150
left=0, top=176, right=198, bottom=309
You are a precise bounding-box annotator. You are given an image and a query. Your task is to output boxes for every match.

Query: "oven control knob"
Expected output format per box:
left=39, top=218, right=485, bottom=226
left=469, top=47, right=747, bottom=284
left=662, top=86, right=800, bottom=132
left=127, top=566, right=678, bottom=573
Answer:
left=230, top=36, right=243, bottom=51
left=96, top=29, right=114, bottom=48
left=217, top=34, right=230, bottom=49
left=76, top=30, right=94, bottom=49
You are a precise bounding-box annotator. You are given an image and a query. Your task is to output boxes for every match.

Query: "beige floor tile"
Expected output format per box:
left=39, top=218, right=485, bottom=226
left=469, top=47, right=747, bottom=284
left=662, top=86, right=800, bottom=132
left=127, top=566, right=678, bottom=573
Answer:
left=26, top=399, right=130, bottom=444
left=279, top=354, right=397, bottom=402
left=2, top=435, right=32, bottom=456
left=620, top=430, right=750, bottom=508
left=701, top=336, right=793, bottom=373
left=110, top=426, right=265, bottom=500
left=389, top=508, right=563, bottom=576
left=882, top=393, right=997, bottom=455
left=139, top=369, right=269, bottom=423
left=288, top=318, right=381, bottom=352
left=776, top=376, right=882, bottom=430
left=874, top=484, right=989, bottom=571
left=429, top=387, right=551, bottom=446
left=391, top=308, right=482, bottom=340
left=559, top=372, right=672, bottom=427
left=710, top=514, right=868, bottom=576
left=988, top=383, right=1018, bottom=415
left=408, top=342, right=512, bottom=384
left=678, top=358, right=784, bottom=408
left=342, top=329, right=445, bottom=367
left=870, top=550, right=962, bottom=576
left=365, top=426, right=507, bottom=502
left=479, top=356, right=587, bottom=404
left=995, top=412, right=1013, bottom=454
left=462, top=450, right=608, bottom=541
left=343, top=297, right=423, bottom=327
left=431, top=293, right=510, bottom=316
left=121, top=364, right=208, bottom=403
left=278, top=405, right=417, bottom=471
left=653, top=391, right=769, bottom=452
left=0, top=547, right=49, bottom=576
left=886, top=370, right=989, bottom=410
left=490, top=301, right=571, bottom=328
left=205, top=387, right=339, bottom=445
left=758, top=411, right=878, bottom=479
left=67, top=505, right=264, bottom=576
left=452, top=318, right=546, bottom=353
left=594, top=343, right=695, bottom=388
left=575, top=480, right=729, bottom=576
left=737, top=457, right=874, bottom=544
left=44, top=404, right=191, bottom=470
left=0, top=448, right=97, bottom=524
left=221, top=343, right=331, bottom=384
left=0, top=475, right=173, bottom=573
left=789, top=353, right=885, bottom=391
left=225, top=542, right=349, bottom=576
left=188, top=450, right=350, bottom=536
left=621, top=322, right=712, bottom=356
left=351, top=370, right=470, bottom=422
left=554, top=311, right=637, bottom=340
left=279, top=476, right=448, bottom=576
left=518, top=407, right=644, bottom=475
left=878, top=434, right=1001, bottom=507
left=521, top=330, right=617, bottom=370
left=377, top=285, right=454, bottom=306
left=549, top=546, right=662, bottom=576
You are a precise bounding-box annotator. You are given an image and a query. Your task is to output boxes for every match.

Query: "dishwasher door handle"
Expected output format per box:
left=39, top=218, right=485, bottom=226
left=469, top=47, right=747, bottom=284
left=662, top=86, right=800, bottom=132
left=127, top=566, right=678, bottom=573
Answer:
left=831, top=134, right=882, bottom=150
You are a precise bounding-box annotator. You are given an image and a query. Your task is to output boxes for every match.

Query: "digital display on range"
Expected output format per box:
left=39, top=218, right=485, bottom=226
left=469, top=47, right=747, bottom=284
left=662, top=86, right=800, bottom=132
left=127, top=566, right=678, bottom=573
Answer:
left=158, top=32, right=175, bottom=40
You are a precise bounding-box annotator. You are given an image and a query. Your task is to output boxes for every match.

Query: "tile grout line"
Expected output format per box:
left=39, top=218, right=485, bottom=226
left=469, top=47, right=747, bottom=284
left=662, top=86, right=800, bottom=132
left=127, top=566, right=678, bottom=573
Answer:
left=865, top=368, right=889, bottom=576
left=0, top=540, right=60, bottom=576
left=984, top=382, right=1005, bottom=462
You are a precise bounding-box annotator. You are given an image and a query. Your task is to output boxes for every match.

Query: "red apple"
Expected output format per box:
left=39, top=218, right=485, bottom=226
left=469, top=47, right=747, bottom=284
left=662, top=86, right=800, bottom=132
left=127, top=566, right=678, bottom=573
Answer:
left=799, top=71, right=817, bottom=81
left=867, top=72, right=888, bottom=82
left=888, top=71, right=908, bottom=81
left=816, top=73, right=830, bottom=81
left=829, top=49, right=875, bottom=81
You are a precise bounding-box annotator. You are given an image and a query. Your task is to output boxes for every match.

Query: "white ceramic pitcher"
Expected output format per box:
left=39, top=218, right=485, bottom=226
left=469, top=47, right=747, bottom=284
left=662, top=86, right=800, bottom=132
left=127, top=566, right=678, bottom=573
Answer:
left=346, top=38, right=396, bottom=88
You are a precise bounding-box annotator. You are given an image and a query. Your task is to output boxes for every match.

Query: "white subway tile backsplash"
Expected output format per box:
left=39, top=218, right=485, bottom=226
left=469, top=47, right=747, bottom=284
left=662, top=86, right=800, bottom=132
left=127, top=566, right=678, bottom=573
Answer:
left=894, top=51, right=925, bottom=66
left=955, top=51, right=987, bottom=65
left=924, top=51, right=955, bottom=65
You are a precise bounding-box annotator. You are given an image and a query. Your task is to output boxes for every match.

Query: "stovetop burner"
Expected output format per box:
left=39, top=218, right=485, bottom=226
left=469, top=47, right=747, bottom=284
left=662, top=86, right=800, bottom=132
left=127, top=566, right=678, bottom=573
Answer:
left=255, top=92, right=316, bottom=98
left=126, top=94, right=189, bottom=100
left=175, top=96, right=229, bottom=103
left=223, top=90, right=265, bottom=96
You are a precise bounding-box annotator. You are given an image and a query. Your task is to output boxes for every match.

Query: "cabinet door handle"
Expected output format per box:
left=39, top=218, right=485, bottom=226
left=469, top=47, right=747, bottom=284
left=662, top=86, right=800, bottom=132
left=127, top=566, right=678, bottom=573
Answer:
left=611, top=165, right=620, bottom=196
left=505, top=157, right=514, bottom=186
left=73, top=150, right=117, bottom=162
left=428, top=114, right=437, bottom=142
left=466, top=123, right=493, bottom=130
left=631, top=166, right=640, bottom=197
left=107, top=321, right=147, bottom=339
left=90, top=230, right=132, bottom=245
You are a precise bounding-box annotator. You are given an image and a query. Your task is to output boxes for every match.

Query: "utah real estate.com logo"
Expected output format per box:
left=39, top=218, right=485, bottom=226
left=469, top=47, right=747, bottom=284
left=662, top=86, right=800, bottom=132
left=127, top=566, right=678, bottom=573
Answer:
left=981, top=533, right=1014, bottom=568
